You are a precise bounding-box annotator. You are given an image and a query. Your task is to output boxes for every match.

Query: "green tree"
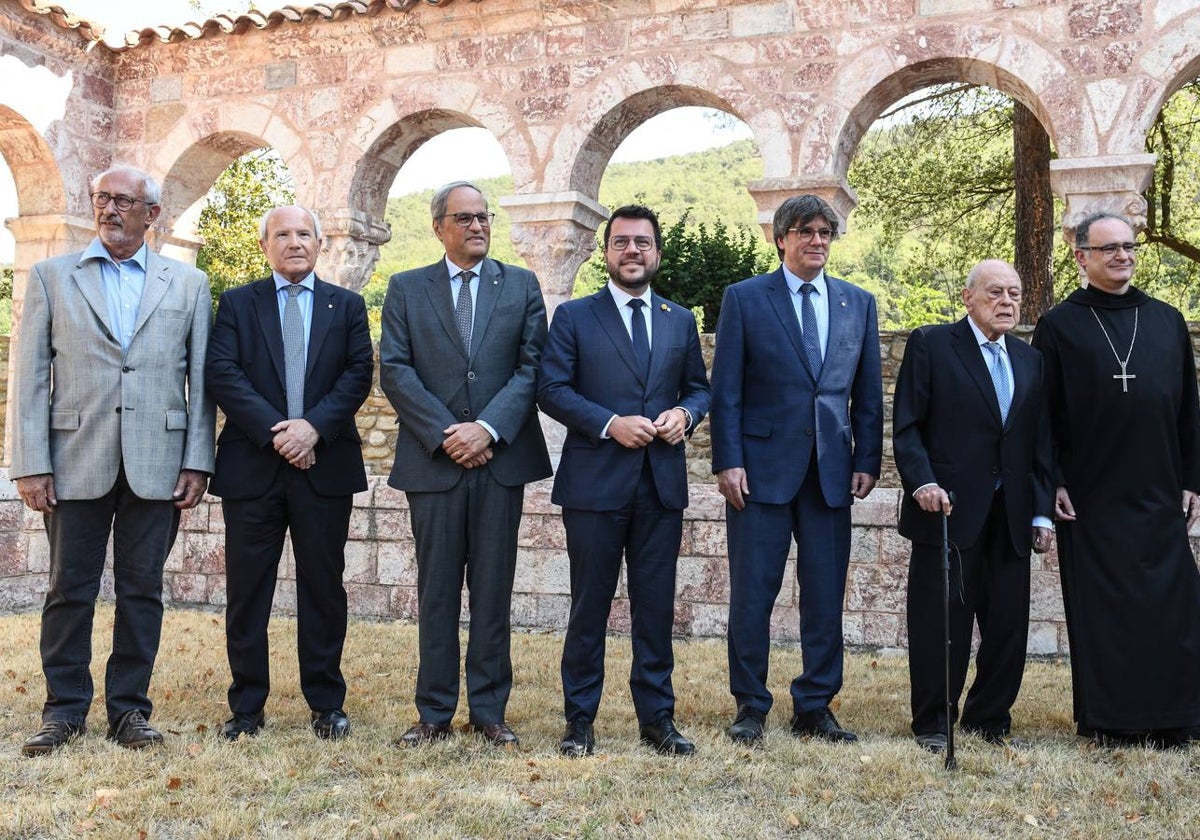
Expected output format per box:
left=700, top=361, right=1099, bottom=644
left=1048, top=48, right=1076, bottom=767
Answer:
left=195, top=149, right=293, bottom=309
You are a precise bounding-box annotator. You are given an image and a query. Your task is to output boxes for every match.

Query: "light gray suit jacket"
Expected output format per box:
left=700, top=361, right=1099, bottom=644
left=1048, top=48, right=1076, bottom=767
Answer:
left=11, top=246, right=215, bottom=500
left=379, top=257, right=552, bottom=493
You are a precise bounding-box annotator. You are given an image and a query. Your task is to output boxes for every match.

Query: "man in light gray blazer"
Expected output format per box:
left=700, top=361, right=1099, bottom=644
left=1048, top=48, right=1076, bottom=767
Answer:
left=11, top=165, right=214, bottom=756
left=380, top=181, right=551, bottom=749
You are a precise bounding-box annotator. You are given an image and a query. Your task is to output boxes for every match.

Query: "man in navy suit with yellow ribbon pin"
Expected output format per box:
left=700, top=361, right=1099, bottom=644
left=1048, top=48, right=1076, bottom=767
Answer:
left=538, top=205, right=711, bottom=757
left=711, top=194, right=882, bottom=745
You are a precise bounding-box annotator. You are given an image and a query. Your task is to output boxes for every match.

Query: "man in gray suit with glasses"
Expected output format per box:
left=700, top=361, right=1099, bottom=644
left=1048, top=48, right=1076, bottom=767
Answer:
left=11, top=164, right=214, bottom=756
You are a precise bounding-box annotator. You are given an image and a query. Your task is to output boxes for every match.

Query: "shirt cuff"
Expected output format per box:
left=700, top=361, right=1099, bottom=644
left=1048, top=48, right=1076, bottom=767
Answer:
left=600, top=414, right=617, bottom=439
left=912, top=482, right=938, bottom=498
left=1032, top=516, right=1053, bottom=530
left=673, top=406, right=693, bottom=431
left=477, top=420, right=499, bottom=443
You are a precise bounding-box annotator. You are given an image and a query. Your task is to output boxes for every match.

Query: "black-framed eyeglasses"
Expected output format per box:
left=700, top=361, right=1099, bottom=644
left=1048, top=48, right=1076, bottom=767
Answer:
left=441, top=212, right=494, bottom=228
left=90, top=192, right=153, bottom=211
left=787, top=226, right=835, bottom=242
left=608, top=236, right=656, bottom=252
left=1079, top=242, right=1139, bottom=255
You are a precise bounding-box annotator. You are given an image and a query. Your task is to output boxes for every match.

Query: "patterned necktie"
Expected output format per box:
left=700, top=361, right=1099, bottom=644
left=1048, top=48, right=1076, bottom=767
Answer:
left=455, top=270, right=473, bottom=353
left=983, top=341, right=1010, bottom=423
left=628, top=298, right=650, bottom=377
left=283, top=284, right=305, bottom=419
left=799, top=283, right=822, bottom=378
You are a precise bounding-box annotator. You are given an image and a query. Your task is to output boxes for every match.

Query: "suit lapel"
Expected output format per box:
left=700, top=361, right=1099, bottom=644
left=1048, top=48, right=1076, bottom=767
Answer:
left=70, top=260, right=115, bottom=341
left=647, top=293, right=672, bottom=387
left=952, top=317, right=1004, bottom=426
left=469, top=259, right=501, bottom=362
left=766, top=268, right=812, bottom=382
left=1007, top=338, right=1032, bottom=424
left=253, top=278, right=288, bottom=390
left=590, top=290, right=645, bottom=385
left=422, top=262, right=464, bottom=358
left=131, top=251, right=172, bottom=338
left=306, top=277, right=334, bottom=378
left=823, top=276, right=848, bottom=381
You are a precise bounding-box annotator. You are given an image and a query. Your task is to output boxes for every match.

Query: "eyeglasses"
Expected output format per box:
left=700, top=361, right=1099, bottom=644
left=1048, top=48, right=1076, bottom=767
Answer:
left=441, top=212, right=494, bottom=228
left=787, top=226, right=835, bottom=242
left=90, top=192, right=153, bottom=211
left=1079, top=242, right=1139, bottom=255
left=608, top=236, right=656, bottom=252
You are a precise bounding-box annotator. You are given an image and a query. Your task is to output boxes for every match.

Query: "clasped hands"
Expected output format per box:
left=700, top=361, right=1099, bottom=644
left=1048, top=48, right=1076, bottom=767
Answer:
left=609, top=408, right=689, bottom=449
left=272, top=418, right=319, bottom=470
left=442, top=421, right=494, bottom=469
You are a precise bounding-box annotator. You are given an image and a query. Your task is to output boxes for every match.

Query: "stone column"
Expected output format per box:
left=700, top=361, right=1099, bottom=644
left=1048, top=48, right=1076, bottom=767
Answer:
left=157, top=231, right=202, bottom=267
left=316, top=209, right=392, bottom=292
left=499, top=191, right=608, bottom=315
left=4, top=214, right=94, bottom=463
left=1049, top=154, right=1156, bottom=243
left=747, top=177, right=859, bottom=242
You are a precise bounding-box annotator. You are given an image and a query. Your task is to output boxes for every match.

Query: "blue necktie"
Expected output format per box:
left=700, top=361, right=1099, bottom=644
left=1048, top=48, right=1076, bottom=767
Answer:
left=983, top=341, right=1010, bottom=423
left=799, top=283, right=822, bottom=378
left=628, top=299, right=650, bottom=377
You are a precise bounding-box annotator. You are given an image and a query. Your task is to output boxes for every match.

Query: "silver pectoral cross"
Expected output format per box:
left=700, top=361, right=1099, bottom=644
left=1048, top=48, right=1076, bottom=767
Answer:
left=1114, top=361, right=1136, bottom=392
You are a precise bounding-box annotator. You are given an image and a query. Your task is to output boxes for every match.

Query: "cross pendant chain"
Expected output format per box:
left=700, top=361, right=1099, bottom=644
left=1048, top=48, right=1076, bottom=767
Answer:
left=1113, top=361, right=1136, bottom=393
left=1089, top=306, right=1138, bottom=394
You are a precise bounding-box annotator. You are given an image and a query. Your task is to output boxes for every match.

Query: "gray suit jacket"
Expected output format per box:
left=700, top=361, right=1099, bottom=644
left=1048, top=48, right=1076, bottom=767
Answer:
left=11, top=247, right=215, bottom=500
left=379, top=257, right=551, bottom=492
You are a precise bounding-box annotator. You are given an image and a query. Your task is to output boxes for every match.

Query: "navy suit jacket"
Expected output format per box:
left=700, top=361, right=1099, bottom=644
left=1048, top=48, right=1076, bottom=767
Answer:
left=893, top=318, right=1053, bottom=553
left=538, top=289, right=711, bottom=511
left=379, top=258, right=552, bottom=493
left=205, top=276, right=374, bottom=499
left=710, top=268, right=883, bottom=507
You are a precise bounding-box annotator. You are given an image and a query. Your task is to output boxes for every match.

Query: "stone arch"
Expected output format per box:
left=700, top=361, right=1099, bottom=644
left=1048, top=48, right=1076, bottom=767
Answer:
left=830, top=54, right=1061, bottom=183
left=563, top=76, right=782, bottom=201
left=1136, top=9, right=1200, bottom=150
left=0, top=105, right=67, bottom=219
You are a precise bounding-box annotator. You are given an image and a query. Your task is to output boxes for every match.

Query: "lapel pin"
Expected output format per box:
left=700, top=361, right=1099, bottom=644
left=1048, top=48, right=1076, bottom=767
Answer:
left=839, top=300, right=847, bottom=307
left=661, top=303, right=670, bottom=312
left=328, top=303, right=334, bottom=309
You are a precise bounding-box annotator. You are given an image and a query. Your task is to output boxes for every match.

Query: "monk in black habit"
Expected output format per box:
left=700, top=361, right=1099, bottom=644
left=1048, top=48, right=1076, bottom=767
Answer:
left=1032, top=212, right=1200, bottom=748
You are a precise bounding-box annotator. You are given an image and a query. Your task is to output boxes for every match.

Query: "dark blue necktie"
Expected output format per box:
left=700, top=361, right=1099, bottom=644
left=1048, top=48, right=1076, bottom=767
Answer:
left=799, top=283, right=822, bottom=377
left=628, top=298, right=650, bottom=377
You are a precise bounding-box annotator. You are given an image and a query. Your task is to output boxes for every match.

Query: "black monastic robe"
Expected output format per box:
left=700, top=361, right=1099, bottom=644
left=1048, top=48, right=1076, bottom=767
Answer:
left=1032, top=285, right=1200, bottom=733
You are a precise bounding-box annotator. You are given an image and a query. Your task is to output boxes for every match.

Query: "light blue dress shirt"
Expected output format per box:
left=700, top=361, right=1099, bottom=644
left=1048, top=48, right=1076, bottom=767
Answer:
left=83, top=238, right=147, bottom=351
left=274, top=272, right=315, bottom=362
left=782, top=265, right=829, bottom=358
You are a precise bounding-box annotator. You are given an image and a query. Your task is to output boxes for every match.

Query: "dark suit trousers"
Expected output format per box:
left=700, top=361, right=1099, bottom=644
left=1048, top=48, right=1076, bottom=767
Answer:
left=41, top=466, right=180, bottom=726
left=727, top=459, right=851, bottom=715
left=222, top=467, right=352, bottom=714
left=561, top=457, right=682, bottom=726
left=408, top=468, right=524, bottom=726
left=907, top=488, right=1030, bottom=736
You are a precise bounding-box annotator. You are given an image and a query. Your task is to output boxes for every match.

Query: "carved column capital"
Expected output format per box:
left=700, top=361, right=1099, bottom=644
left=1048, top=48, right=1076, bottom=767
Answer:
left=499, top=191, right=609, bottom=314
left=315, top=209, right=392, bottom=291
left=1050, top=154, right=1155, bottom=243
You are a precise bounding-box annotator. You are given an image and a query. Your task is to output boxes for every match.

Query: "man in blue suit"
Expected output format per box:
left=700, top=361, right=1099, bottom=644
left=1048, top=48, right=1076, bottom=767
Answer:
left=711, top=194, right=883, bottom=744
left=538, top=205, right=711, bottom=756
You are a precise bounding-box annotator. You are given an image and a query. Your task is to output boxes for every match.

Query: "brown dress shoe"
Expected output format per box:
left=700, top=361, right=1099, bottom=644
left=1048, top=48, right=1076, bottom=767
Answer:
left=21, top=721, right=86, bottom=757
left=471, top=722, right=520, bottom=748
left=107, top=710, right=163, bottom=750
left=398, top=721, right=453, bottom=747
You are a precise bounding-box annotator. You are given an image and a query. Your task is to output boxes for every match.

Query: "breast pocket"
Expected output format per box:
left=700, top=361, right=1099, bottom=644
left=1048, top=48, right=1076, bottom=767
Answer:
left=157, top=308, right=189, bottom=320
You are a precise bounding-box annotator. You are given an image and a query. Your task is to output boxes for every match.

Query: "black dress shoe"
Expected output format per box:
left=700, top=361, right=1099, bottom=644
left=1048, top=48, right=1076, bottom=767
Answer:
left=21, top=720, right=85, bottom=757
left=560, top=719, right=595, bottom=757
left=639, top=717, right=696, bottom=756
left=915, top=732, right=948, bottom=753
left=472, top=722, right=520, bottom=748
left=728, top=705, right=766, bottom=745
left=221, top=711, right=265, bottom=741
left=790, top=707, right=857, bottom=743
left=311, top=709, right=352, bottom=740
left=398, top=721, right=453, bottom=747
left=107, top=710, right=163, bottom=749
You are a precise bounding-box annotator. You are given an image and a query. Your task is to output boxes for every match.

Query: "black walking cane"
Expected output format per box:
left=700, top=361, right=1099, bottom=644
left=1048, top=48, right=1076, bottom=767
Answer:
left=942, top=490, right=957, bottom=771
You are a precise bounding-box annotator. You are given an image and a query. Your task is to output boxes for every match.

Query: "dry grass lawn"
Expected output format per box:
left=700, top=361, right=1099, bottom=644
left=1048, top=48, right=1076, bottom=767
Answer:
left=2, top=605, right=1198, bottom=839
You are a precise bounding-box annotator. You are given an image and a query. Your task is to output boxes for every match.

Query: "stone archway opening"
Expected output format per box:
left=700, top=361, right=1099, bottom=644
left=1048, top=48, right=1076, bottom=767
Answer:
left=836, top=62, right=1060, bottom=327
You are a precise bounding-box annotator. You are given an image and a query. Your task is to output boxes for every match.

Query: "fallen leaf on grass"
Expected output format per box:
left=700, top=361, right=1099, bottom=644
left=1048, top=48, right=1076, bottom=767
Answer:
left=632, top=811, right=645, bottom=826
left=1023, top=815, right=1039, bottom=827
left=820, top=790, right=834, bottom=802
left=787, top=814, right=800, bottom=827
left=14, top=685, right=26, bottom=694
left=1125, top=813, right=1144, bottom=824
left=1149, top=780, right=1161, bottom=798
left=187, top=743, right=203, bottom=757
left=90, top=789, right=122, bottom=812
left=166, top=778, right=183, bottom=791
left=5, top=669, right=16, bottom=678
left=75, top=819, right=97, bottom=831
left=859, top=754, right=873, bottom=765
left=1103, top=793, right=1118, bottom=807
left=1045, top=805, right=1059, bottom=819
left=519, top=792, right=542, bottom=808
left=529, top=772, right=541, bottom=782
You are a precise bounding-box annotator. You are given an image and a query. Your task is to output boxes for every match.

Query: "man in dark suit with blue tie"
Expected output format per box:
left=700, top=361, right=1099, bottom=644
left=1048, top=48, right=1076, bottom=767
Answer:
left=711, top=194, right=883, bottom=745
left=894, top=259, right=1053, bottom=752
left=538, top=205, right=711, bottom=757
left=206, top=205, right=374, bottom=742
left=380, top=182, right=552, bottom=749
